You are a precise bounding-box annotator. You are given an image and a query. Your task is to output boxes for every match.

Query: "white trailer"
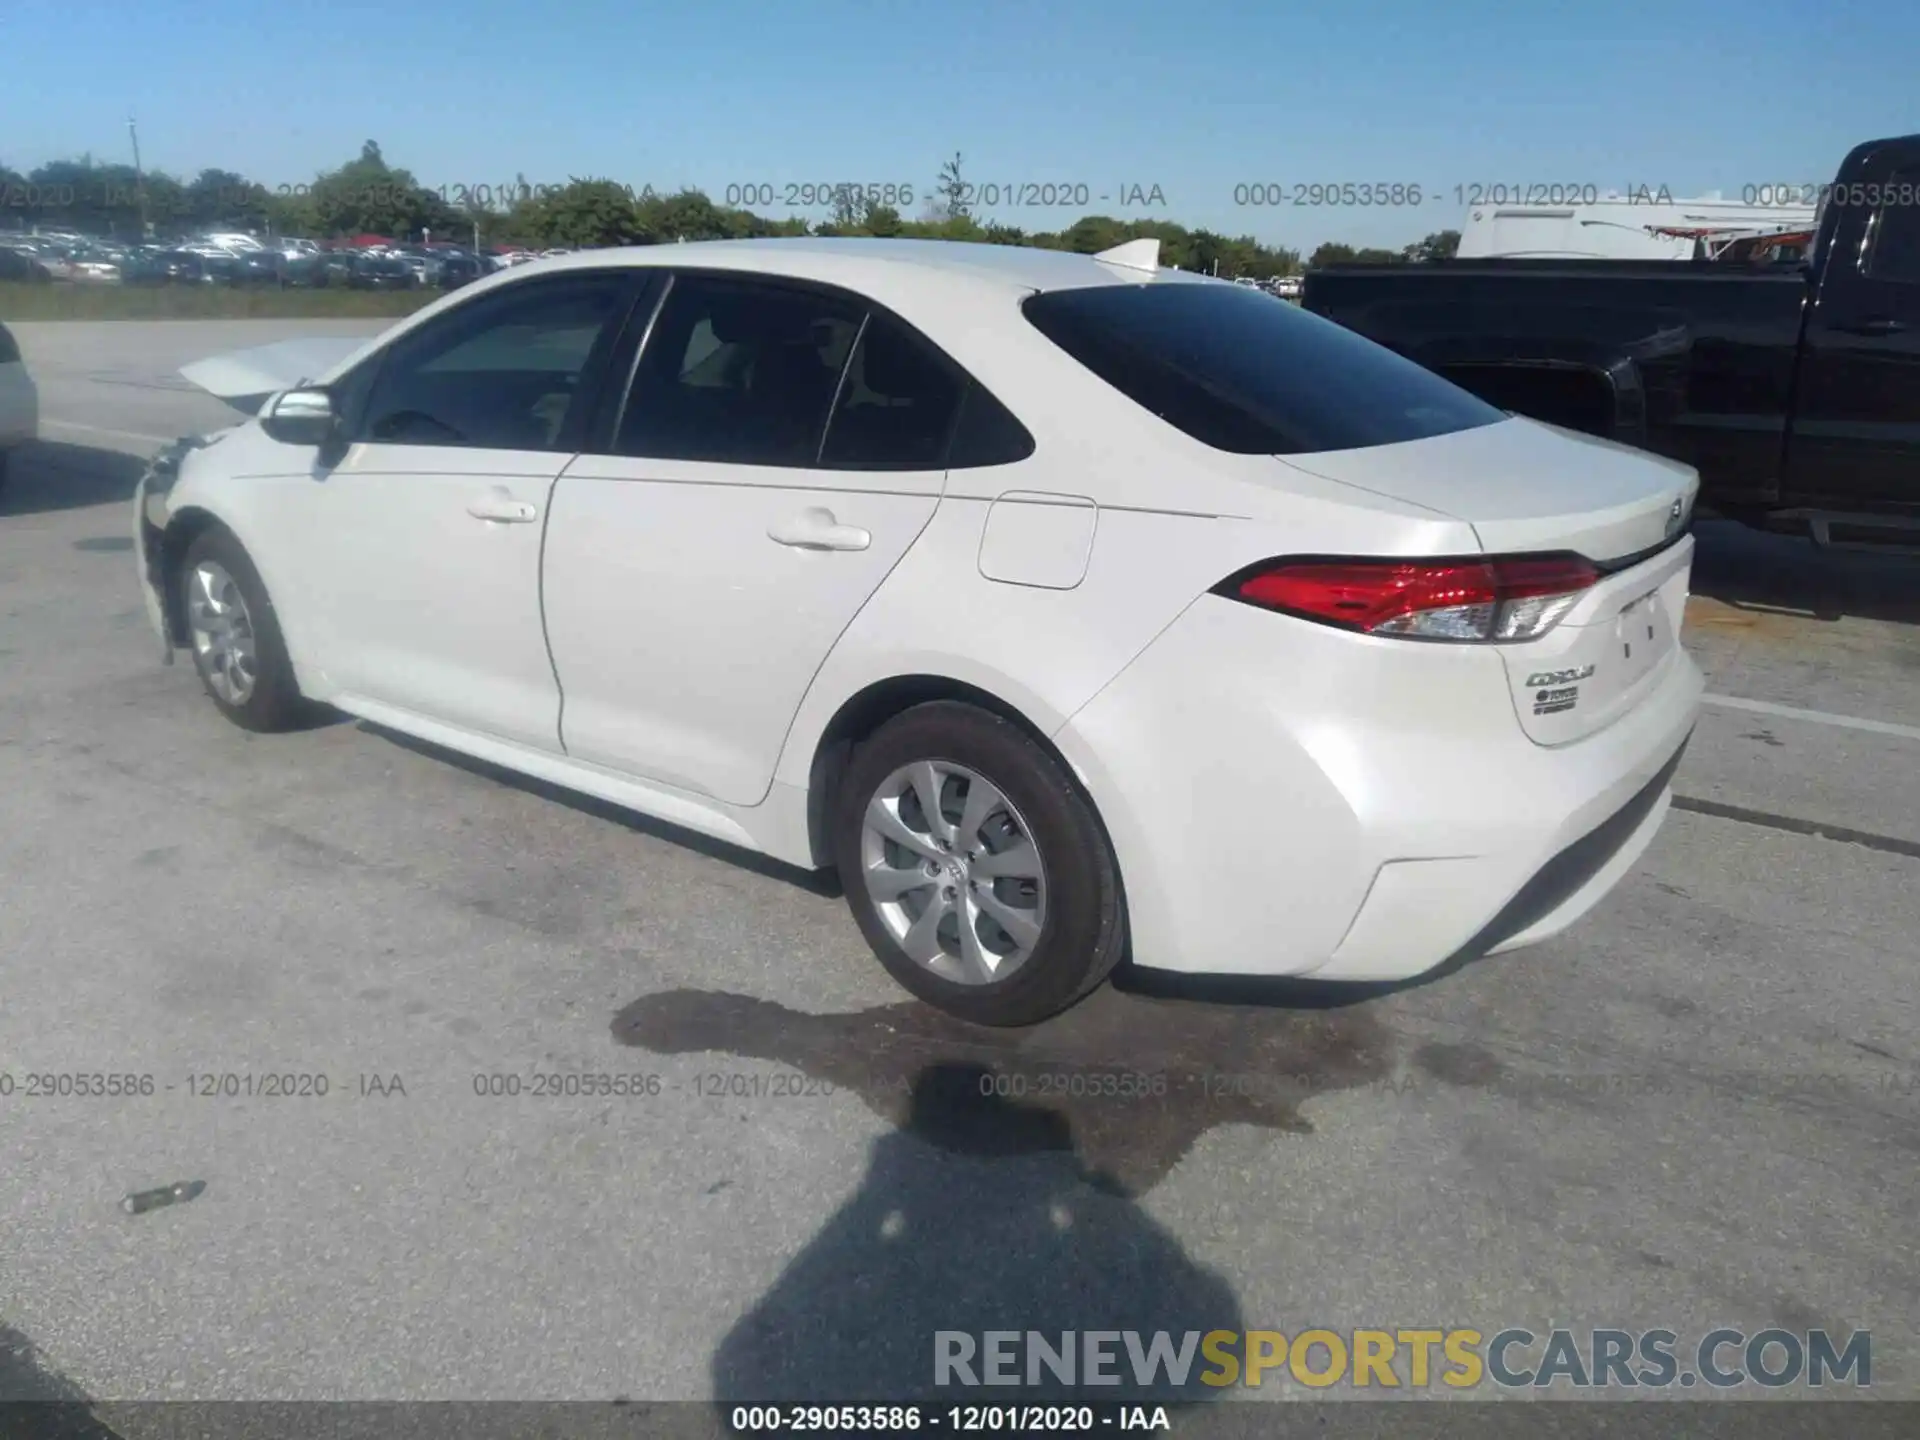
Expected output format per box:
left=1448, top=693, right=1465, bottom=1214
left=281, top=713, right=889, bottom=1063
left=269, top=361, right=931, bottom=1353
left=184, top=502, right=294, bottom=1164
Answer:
left=1457, top=194, right=1818, bottom=260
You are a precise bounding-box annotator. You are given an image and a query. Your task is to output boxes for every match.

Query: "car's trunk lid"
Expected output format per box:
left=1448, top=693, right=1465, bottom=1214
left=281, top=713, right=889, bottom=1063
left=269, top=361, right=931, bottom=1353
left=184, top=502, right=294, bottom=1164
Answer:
left=1493, top=535, right=1694, bottom=745
left=1271, top=415, right=1699, bottom=564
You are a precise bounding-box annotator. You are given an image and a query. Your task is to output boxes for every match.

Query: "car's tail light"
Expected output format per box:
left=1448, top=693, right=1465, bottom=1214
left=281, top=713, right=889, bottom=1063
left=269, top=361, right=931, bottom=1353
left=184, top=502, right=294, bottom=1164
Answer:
left=1219, top=555, right=1599, bottom=642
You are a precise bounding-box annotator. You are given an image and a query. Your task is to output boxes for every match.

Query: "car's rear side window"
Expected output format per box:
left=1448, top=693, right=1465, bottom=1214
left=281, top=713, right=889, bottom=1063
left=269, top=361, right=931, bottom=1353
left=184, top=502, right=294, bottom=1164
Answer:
left=1022, top=281, right=1506, bottom=455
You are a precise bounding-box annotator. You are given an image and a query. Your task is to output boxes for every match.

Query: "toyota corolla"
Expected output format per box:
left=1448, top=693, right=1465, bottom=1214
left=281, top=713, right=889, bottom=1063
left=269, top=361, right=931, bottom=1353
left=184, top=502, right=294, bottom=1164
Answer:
left=133, top=237, right=1703, bottom=1025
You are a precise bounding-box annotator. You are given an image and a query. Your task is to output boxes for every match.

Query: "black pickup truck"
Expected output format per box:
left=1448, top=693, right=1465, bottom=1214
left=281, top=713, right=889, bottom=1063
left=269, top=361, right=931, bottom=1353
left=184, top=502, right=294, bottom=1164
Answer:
left=1302, top=133, right=1920, bottom=547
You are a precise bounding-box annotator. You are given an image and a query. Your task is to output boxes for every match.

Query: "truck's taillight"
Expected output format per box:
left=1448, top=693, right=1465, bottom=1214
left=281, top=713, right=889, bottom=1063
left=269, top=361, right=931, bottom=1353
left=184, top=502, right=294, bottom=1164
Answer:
left=1220, top=555, right=1599, bottom=642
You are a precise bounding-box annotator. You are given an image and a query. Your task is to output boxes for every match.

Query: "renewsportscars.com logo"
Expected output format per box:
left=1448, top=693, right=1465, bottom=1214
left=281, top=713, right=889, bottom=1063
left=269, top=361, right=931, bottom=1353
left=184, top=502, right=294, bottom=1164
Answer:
left=934, top=1327, right=1871, bottom=1390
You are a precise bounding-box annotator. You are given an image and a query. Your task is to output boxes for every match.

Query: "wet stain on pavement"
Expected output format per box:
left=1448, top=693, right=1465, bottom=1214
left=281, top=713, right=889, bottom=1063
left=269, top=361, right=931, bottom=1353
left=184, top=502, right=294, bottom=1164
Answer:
left=613, top=985, right=1396, bottom=1195
left=1413, top=1039, right=1506, bottom=1089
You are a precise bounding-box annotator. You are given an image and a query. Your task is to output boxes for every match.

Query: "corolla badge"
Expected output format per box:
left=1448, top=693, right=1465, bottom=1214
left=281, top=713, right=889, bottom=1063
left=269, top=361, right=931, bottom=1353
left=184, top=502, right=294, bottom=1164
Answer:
left=1526, top=665, right=1595, bottom=687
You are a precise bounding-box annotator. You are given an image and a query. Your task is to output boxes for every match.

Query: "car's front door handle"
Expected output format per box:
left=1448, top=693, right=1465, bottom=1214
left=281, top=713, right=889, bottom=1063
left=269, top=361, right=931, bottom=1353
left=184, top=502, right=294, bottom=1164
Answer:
left=1833, top=316, right=1909, bottom=336
left=768, top=506, right=871, bottom=551
left=466, top=488, right=539, bottom=524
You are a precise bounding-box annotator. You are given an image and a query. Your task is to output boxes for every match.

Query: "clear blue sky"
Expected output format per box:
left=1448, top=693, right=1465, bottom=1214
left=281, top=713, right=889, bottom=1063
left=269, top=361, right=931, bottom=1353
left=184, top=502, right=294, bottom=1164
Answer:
left=3, top=0, right=1913, bottom=252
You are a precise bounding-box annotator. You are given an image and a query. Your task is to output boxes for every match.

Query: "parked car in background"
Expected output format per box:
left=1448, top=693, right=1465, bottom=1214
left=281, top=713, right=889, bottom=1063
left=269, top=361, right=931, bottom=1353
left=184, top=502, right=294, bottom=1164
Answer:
left=232, top=251, right=293, bottom=287
left=0, top=246, right=55, bottom=283
left=32, top=247, right=81, bottom=281
left=136, top=236, right=1702, bottom=1025
left=348, top=255, right=420, bottom=290
left=1302, top=132, right=1920, bottom=546
left=0, top=320, right=37, bottom=494
left=435, top=250, right=487, bottom=289
left=389, top=247, right=443, bottom=286
left=308, top=251, right=360, bottom=288
left=125, top=250, right=226, bottom=285
left=69, top=247, right=126, bottom=284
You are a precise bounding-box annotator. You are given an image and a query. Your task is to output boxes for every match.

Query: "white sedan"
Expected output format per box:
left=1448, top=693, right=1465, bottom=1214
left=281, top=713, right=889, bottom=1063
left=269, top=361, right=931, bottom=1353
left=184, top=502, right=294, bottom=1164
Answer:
left=0, top=321, right=38, bottom=490
left=134, top=237, right=1703, bottom=1025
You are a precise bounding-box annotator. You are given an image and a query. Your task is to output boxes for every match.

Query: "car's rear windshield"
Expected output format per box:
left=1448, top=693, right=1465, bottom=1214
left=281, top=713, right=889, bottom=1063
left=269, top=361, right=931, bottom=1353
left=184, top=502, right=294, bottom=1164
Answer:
left=1022, top=281, right=1506, bottom=455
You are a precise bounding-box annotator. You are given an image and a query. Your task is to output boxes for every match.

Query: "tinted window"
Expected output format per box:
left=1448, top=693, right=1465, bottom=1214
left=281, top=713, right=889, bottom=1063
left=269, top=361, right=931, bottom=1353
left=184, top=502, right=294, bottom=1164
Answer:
left=819, top=314, right=964, bottom=468
left=1023, top=281, right=1506, bottom=455
left=1865, top=168, right=1920, bottom=283
left=616, top=275, right=863, bottom=466
left=358, top=274, right=630, bottom=450
left=0, top=322, right=17, bottom=364
left=946, top=380, right=1036, bottom=468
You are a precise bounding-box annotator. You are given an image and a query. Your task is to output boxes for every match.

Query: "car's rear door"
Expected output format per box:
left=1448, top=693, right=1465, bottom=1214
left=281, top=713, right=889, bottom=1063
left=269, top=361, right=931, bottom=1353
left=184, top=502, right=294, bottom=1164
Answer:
left=541, top=271, right=962, bottom=806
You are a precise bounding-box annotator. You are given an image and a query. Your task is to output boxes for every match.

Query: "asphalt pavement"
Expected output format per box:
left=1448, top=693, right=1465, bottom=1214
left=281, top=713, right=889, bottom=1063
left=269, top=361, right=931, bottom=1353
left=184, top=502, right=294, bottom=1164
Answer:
left=0, top=321, right=1915, bottom=1423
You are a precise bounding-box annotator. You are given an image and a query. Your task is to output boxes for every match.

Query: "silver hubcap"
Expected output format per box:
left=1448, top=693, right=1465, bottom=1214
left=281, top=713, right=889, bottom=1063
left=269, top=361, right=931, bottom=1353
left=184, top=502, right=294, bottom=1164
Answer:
left=859, top=760, right=1048, bottom=986
left=186, top=560, right=257, bottom=705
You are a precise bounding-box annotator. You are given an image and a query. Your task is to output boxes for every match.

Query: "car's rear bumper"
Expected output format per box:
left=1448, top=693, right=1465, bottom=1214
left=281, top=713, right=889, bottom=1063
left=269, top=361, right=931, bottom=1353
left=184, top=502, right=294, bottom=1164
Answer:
left=1052, top=592, right=1703, bottom=981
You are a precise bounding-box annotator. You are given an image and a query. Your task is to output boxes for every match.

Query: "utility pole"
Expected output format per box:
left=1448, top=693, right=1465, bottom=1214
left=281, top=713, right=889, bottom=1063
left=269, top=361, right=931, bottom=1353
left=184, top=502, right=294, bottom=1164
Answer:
left=128, top=116, right=150, bottom=239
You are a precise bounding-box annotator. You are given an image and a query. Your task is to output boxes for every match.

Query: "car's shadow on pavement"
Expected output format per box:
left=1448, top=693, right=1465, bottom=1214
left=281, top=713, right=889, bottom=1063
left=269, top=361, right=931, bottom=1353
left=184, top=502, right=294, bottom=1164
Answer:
left=706, top=1061, right=1245, bottom=1411
left=0, top=1325, right=126, bottom=1439
left=0, top=440, right=147, bottom=517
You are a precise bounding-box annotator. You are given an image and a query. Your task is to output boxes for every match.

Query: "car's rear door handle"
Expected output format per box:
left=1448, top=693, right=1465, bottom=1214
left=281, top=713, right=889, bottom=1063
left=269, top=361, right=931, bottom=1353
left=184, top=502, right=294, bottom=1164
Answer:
left=768, top=506, right=870, bottom=551
left=1833, top=316, right=1909, bottom=336
left=466, top=488, right=539, bottom=523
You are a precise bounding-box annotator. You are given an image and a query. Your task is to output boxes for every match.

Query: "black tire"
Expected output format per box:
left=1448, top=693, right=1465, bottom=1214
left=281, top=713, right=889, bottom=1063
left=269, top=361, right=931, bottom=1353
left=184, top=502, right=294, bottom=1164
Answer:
left=833, top=701, right=1127, bottom=1027
left=178, top=528, right=304, bottom=732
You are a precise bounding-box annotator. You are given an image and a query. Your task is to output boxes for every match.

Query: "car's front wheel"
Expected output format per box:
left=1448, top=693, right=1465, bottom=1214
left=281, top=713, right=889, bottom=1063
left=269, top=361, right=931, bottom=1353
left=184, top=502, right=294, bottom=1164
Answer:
left=178, top=528, right=303, bottom=732
left=833, top=701, right=1127, bottom=1027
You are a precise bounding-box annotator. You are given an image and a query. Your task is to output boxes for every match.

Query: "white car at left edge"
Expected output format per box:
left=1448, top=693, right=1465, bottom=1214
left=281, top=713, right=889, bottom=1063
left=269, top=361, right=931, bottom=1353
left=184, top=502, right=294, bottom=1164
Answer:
left=132, top=237, right=1704, bottom=1026
left=0, top=320, right=38, bottom=492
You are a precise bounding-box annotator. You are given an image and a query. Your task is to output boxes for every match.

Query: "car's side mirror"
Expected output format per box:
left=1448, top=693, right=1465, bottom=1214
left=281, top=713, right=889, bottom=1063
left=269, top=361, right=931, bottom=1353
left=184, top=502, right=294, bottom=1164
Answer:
left=261, top=387, right=338, bottom=447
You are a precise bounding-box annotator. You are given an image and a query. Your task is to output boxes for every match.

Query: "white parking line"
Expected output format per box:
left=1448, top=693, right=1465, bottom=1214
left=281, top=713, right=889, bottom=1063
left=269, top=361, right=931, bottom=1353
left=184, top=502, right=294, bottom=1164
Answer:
left=1705, top=693, right=1920, bottom=743
left=39, top=418, right=172, bottom=446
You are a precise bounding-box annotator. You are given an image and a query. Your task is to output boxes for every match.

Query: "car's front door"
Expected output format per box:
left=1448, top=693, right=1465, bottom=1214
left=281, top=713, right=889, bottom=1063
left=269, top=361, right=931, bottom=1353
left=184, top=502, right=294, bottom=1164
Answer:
left=303, top=269, right=643, bottom=749
left=1783, top=141, right=1920, bottom=510
left=542, top=272, right=969, bottom=806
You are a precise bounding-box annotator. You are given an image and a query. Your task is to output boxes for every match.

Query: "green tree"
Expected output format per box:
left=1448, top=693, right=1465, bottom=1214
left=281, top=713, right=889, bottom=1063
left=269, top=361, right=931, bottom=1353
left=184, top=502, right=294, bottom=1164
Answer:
left=634, top=187, right=731, bottom=243
left=934, top=152, right=969, bottom=221
left=1404, top=229, right=1460, bottom=262
left=517, top=178, right=645, bottom=248
left=1057, top=215, right=1133, bottom=253
left=302, top=140, right=460, bottom=240
left=186, top=168, right=267, bottom=231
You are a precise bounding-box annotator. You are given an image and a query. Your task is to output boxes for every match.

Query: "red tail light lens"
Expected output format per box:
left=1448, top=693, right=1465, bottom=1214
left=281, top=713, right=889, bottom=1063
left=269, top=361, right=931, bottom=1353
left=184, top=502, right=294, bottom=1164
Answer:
left=1223, top=555, right=1600, bottom=642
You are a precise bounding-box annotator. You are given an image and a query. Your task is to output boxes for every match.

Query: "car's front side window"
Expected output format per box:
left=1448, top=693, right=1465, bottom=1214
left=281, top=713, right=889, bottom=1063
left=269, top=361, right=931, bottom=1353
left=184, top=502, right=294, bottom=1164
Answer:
left=356, top=274, right=634, bottom=451
left=614, top=274, right=865, bottom=467
left=1864, top=166, right=1920, bottom=283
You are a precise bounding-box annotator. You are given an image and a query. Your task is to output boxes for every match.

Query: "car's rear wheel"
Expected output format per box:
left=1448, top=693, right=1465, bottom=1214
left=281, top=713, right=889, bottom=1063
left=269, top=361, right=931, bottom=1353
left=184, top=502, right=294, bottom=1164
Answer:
left=833, top=701, right=1127, bottom=1027
left=179, top=529, right=303, bottom=732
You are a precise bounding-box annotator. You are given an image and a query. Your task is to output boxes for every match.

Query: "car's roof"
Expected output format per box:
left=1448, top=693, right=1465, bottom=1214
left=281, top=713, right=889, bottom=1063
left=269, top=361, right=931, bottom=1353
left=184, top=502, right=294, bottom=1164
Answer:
left=497, top=236, right=1211, bottom=298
